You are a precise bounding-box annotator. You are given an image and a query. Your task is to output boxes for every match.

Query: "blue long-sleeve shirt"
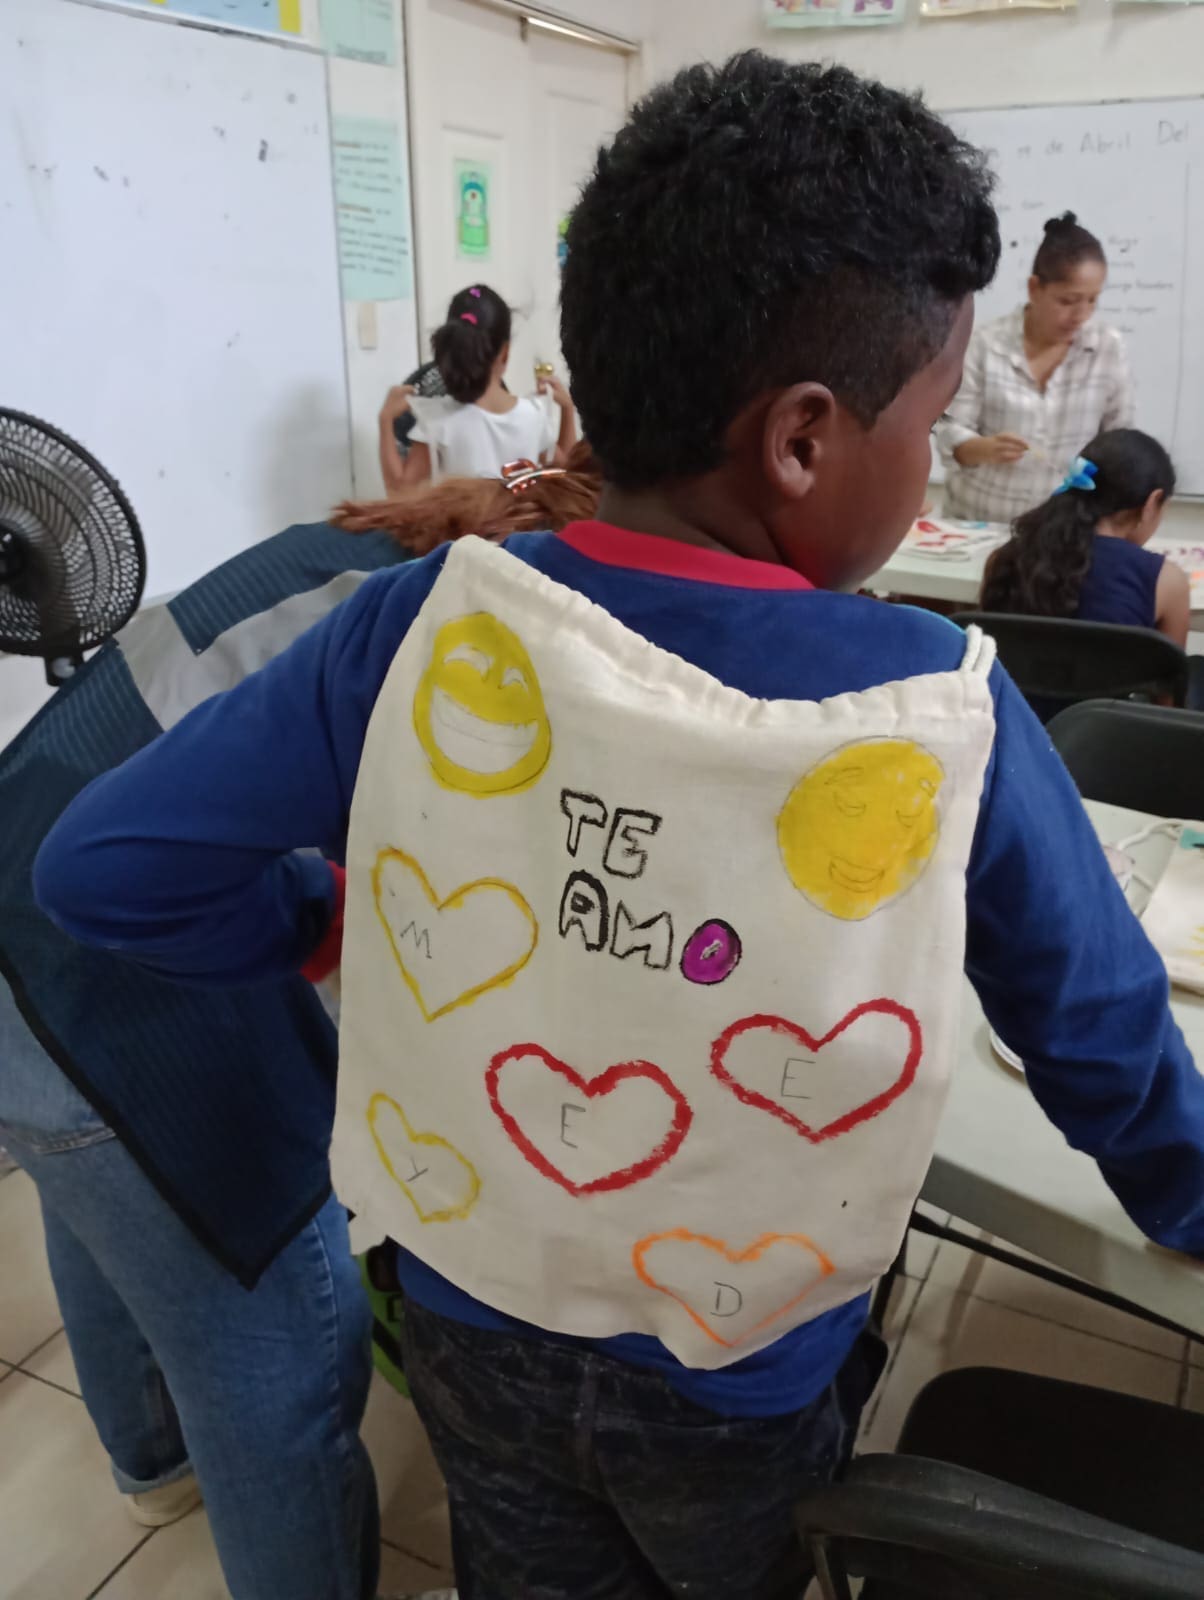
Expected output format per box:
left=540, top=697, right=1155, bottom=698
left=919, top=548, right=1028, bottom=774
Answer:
left=36, top=525, right=1204, bottom=1414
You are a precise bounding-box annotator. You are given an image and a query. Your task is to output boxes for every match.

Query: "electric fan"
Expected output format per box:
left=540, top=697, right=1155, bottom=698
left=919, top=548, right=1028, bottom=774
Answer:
left=0, top=410, right=145, bottom=685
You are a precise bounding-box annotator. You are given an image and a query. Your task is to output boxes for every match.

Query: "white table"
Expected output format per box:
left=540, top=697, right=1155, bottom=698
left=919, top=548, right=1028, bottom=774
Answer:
left=924, top=801, right=1204, bottom=1338
left=869, top=530, right=1204, bottom=632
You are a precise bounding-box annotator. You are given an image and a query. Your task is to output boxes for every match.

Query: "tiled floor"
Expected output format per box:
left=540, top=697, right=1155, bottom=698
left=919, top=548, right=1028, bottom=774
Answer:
left=0, top=1166, right=1198, bottom=1599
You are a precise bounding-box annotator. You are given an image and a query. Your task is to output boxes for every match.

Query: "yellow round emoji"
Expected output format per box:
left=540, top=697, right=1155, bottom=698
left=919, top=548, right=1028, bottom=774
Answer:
left=413, top=613, right=551, bottom=796
left=777, top=739, right=944, bottom=921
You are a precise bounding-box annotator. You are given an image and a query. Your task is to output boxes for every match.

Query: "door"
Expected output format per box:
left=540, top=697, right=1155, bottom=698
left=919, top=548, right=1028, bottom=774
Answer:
left=406, top=0, right=630, bottom=402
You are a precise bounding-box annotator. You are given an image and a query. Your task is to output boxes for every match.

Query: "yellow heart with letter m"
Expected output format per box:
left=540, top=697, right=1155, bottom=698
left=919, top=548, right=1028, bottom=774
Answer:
left=372, top=847, right=538, bottom=1022
left=368, top=1092, right=480, bottom=1223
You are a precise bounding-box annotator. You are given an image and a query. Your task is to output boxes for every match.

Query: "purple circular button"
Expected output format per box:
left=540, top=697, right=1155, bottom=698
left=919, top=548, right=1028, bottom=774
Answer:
left=680, top=919, right=742, bottom=985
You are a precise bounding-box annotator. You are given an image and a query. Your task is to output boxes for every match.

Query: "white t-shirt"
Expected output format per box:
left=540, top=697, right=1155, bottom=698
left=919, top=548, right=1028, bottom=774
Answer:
left=409, top=395, right=558, bottom=483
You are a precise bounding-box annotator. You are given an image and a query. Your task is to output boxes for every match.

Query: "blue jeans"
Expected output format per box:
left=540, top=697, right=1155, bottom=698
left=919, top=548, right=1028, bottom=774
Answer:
left=401, top=1295, right=886, bottom=1600
left=0, top=986, right=379, bottom=1600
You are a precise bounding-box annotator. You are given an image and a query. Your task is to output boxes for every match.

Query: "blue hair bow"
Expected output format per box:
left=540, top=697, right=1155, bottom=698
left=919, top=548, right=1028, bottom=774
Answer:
left=1053, top=456, right=1098, bottom=495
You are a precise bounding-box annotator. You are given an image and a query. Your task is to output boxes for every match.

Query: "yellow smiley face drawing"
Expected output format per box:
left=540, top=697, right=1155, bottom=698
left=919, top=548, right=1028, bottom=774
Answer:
left=413, top=614, right=551, bottom=796
left=777, top=739, right=944, bottom=921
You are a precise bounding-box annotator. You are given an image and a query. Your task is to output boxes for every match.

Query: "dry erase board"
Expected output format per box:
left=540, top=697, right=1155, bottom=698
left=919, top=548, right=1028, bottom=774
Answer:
left=1, top=0, right=350, bottom=596
left=949, top=99, right=1204, bottom=495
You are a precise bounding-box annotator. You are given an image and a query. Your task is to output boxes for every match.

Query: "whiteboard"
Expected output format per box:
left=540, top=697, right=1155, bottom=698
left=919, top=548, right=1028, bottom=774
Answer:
left=1, top=0, right=350, bottom=596
left=947, top=99, right=1204, bottom=495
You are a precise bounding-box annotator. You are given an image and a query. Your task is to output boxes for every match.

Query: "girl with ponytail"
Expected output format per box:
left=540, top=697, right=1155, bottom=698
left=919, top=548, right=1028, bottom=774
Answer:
left=378, top=283, right=576, bottom=492
left=981, top=428, right=1187, bottom=645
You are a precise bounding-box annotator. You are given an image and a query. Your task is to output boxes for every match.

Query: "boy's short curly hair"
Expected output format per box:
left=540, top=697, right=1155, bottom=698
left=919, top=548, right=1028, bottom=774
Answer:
left=561, top=52, right=1000, bottom=490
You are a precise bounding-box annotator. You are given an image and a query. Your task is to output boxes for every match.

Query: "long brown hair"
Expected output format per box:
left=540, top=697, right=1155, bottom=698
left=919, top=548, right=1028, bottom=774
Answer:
left=981, top=429, right=1175, bottom=618
left=332, top=441, right=603, bottom=556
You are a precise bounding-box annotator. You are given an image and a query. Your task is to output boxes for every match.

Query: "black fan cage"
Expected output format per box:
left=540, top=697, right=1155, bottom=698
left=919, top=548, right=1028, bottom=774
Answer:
left=0, top=409, right=145, bottom=659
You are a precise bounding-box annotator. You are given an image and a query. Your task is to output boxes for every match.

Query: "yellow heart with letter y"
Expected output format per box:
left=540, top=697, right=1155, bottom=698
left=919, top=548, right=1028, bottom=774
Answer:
left=372, top=847, right=538, bottom=1022
left=368, top=1092, right=481, bottom=1223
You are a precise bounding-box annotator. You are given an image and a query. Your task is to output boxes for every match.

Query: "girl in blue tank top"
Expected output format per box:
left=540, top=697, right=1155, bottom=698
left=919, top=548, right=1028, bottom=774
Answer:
left=981, top=428, right=1188, bottom=646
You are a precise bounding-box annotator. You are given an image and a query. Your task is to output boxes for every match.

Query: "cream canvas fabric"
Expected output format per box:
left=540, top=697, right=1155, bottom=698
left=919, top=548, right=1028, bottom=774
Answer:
left=1141, top=823, right=1204, bottom=995
left=332, top=538, right=997, bottom=1369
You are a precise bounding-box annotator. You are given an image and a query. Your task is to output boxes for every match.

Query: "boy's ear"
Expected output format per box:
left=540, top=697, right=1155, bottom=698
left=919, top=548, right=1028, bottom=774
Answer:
left=762, top=383, right=838, bottom=502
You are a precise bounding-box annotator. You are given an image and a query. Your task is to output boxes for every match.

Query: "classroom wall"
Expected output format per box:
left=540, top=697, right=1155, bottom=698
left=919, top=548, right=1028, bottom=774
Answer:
left=0, top=0, right=418, bottom=741
left=645, top=0, right=1204, bottom=546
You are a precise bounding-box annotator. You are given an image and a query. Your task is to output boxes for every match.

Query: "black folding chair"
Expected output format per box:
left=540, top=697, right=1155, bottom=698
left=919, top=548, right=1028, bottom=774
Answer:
left=950, top=612, right=1200, bottom=723
left=1048, top=700, right=1204, bottom=819
left=798, top=1368, right=1204, bottom=1599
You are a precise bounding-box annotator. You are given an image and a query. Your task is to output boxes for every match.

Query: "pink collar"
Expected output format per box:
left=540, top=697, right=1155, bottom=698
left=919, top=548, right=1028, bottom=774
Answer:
left=556, top=521, right=813, bottom=591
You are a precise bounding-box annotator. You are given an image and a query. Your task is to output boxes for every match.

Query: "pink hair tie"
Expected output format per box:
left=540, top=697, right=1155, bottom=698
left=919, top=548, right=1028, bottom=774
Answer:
left=459, top=312, right=478, bottom=324
left=469, top=286, right=482, bottom=298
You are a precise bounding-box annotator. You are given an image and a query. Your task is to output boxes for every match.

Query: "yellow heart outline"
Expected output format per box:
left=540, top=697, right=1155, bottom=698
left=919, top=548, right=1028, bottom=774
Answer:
left=373, top=847, right=538, bottom=1022
left=367, top=1091, right=481, bottom=1223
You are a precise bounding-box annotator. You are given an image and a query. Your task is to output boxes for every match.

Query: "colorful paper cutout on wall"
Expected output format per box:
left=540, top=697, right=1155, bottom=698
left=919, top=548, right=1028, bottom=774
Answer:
left=765, top=0, right=906, bottom=27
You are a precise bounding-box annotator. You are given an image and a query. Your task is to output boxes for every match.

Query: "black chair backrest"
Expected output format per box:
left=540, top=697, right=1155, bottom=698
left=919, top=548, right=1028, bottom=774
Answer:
left=797, top=1454, right=1204, bottom=1600
left=1047, top=700, right=1204, bottom=818
left=951, top=613, right=1187, bottom=720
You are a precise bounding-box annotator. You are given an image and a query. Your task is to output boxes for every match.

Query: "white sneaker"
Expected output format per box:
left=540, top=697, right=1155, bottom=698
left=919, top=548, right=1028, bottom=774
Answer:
left=125, top=1471, right=203, bottom=1527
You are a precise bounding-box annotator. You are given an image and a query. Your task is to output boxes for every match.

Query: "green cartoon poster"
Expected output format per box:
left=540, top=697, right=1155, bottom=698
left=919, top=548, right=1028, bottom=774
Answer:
left=455, top=160, right=491, bottom=260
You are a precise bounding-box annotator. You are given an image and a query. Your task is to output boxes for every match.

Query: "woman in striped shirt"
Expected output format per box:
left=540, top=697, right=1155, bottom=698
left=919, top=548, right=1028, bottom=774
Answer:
left=937, top=213, right=1134, bottom=523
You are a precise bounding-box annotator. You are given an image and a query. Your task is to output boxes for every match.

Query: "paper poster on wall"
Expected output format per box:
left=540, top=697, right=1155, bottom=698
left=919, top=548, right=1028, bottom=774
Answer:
left=922, top=0, right=1072, bottom=14
left=765, top=0, right=906, bottom=26
left=455, top=160, right=493, bottom=261
left=147, top=0, right=301, bottom=32
left=319, top=0, right=397, bottom=65
left=332, top=117, right=413, bottom=301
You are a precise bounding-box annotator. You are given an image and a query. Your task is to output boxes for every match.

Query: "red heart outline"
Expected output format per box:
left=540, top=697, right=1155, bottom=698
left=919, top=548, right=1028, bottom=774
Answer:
left=709, top=1000, right=922, bottom=1143
left=486, top=1043, right=693, bottom=1196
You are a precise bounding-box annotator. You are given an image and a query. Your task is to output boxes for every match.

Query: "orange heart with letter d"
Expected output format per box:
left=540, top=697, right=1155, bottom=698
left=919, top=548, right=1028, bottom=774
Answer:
left=633, top=1228, right=834, bottom=1349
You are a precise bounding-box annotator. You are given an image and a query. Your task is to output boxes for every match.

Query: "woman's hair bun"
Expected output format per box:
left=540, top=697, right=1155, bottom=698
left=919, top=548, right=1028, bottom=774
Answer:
left=1044, top=212, right=1078, bottom=233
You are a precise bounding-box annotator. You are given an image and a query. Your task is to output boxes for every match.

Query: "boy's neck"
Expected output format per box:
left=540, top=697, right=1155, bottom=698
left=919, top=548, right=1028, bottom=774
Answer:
left=595, top=483, right=787, bottom=566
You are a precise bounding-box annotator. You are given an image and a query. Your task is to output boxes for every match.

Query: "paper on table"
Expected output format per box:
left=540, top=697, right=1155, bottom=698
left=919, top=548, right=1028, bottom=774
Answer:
left=332, top=116, right=413, bottom=302
left=1142, top=824, right=1204, bottom=996
left=905, top=519, right=1008, bottom=561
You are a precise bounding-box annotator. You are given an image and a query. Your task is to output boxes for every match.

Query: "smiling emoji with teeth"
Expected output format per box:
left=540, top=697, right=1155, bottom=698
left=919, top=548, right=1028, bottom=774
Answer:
left=414, top=613, right=551, bottom=796
left=777, top=738, right=943, bottom=920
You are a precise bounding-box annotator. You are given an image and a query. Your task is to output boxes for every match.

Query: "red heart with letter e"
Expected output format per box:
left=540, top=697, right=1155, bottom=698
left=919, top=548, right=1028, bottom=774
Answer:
left=486, top=1044, right=693, bottom=1196
left=709, top=1000, right=922, bottom=1143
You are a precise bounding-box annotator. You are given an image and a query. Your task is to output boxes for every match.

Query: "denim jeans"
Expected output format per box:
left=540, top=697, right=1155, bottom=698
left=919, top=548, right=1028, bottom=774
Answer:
left=401, top=1295, right=885, bottom=1600
left=0, top=984, right=379, bottom=1600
